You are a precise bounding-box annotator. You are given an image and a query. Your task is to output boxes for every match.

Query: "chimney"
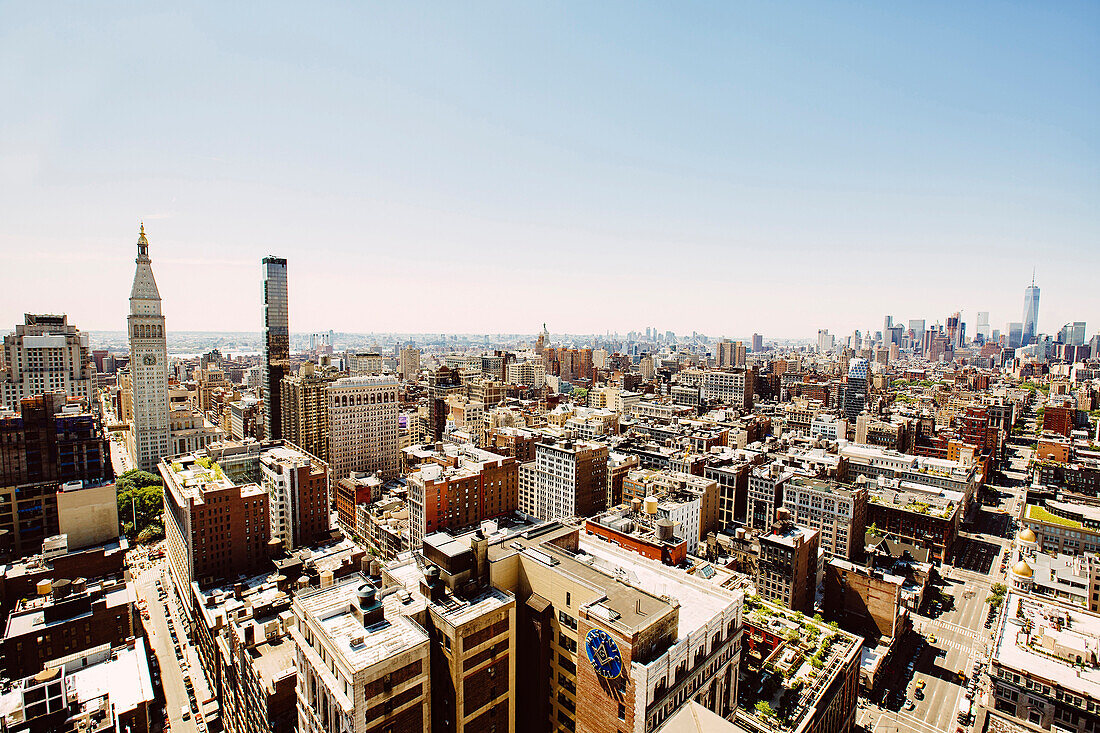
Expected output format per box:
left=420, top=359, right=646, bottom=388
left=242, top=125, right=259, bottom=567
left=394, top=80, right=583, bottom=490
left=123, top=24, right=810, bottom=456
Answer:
left=471, top=530, right=488, bottom=586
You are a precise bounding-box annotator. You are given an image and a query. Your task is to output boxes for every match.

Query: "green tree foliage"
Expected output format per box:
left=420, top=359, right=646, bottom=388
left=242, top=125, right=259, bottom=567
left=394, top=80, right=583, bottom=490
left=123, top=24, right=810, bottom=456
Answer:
left=755, top=701, right=774, bottom=718
left=116, top=469, right=164, bottom=542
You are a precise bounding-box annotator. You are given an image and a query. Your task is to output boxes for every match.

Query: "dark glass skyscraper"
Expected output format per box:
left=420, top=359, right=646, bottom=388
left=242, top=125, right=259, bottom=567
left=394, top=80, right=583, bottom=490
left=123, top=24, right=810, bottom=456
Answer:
left=262, top=256, right=289, bottom=440
left=842, top=358, right=869, bottom=423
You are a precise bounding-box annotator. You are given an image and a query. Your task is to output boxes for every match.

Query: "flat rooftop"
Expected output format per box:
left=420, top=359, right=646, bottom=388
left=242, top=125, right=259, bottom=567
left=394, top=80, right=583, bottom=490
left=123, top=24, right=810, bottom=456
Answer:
left=578, top=535, right=737, bottom=640
left=297, top=576, right=429, bottom=673
left=993, top=592, right=1100, bottom=701
left=383, top=557, right=513, bottom=628
left=489, top=523, right=671, bottom=632
left=64, top=638, right=155, bottom=714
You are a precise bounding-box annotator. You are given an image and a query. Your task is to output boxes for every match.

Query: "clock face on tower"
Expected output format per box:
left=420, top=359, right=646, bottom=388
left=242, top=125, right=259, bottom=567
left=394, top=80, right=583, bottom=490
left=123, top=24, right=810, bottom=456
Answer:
left=143, top=354, right=157, bottom=366
left=585, top=628, right=624, bottom=679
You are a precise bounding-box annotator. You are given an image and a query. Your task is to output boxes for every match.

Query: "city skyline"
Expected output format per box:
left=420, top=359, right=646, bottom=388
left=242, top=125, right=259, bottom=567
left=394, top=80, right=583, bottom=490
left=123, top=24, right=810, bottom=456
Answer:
left=2, top=3, right=1098, bottom=336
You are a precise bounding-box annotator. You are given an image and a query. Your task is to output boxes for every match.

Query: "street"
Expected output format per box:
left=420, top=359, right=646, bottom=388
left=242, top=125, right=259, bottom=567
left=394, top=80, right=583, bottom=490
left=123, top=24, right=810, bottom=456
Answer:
left=135, top=561, right=216, bottom=733
left=856, top=429, right=1033, bottom=733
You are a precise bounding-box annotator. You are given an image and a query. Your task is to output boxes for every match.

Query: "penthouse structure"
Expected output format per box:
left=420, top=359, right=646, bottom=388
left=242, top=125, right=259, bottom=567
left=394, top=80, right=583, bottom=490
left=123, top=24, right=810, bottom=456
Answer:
left=0, top=314, right=94, bottom=410
left=405, top=443, right=519, bottom=548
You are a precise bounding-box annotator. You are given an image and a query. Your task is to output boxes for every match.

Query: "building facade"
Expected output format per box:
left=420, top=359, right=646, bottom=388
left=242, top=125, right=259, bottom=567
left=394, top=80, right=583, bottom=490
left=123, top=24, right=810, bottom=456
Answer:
left=127, top=225, right=171, bottom=472
left=262, top=256, right=290, bottom=440
left=327, top=376, right=400, bottom=482
left=0, top=314, right=95, bottom=410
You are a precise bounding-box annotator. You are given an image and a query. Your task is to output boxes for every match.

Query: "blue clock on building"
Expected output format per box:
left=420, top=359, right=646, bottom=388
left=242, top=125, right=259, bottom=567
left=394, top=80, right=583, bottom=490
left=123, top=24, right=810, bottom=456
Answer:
left=585, top=628, right=624, bottom=679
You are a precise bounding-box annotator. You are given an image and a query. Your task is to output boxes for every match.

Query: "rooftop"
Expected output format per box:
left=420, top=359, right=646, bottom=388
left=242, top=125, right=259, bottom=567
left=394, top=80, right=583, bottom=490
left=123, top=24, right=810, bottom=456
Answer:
left=296, top=575, right=429, bottom=673
left=993, top=592, right=1100, bottom=701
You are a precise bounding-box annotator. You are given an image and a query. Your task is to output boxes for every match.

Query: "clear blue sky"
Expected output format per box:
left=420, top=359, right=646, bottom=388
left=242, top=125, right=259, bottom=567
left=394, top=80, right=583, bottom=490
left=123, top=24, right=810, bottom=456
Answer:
left=1, top=2, right=1097, bottom=339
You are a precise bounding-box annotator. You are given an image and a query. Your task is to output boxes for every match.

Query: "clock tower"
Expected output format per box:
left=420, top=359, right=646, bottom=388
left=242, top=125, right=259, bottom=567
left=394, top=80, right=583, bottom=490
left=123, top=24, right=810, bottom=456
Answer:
left=127, top=223, right=170, bottom=472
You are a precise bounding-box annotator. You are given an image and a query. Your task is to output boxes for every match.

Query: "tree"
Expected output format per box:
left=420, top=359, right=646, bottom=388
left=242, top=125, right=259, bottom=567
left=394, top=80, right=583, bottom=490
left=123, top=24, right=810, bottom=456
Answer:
left=755, top=701, right=774, bottom=718
left=116, top=470, right=164, bottom=542
left=990, top=583, right=1008, bottom=598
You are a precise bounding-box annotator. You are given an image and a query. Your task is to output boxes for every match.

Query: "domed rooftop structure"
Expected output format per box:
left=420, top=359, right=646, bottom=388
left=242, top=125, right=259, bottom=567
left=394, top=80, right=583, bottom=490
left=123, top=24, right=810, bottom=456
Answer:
left=1018, top=527, right=1037, bottom=544
left=1011, top=559, right=1033, bottom=578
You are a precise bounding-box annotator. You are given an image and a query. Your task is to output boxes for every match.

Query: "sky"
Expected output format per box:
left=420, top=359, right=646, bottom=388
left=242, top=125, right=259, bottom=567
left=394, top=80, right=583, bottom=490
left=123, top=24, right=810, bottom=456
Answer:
left=1, top=2, right=1097, bottom=340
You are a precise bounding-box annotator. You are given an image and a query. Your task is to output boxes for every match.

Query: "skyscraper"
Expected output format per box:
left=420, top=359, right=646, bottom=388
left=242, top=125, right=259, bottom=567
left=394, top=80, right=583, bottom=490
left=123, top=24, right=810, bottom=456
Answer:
left=842, top=358, right=869, bottom=423
left=1022, top=275, right=1040, bottom=346
left=127, top=224, right=170, bottom=472
left=261, top=256, right=290, bottom=440
left=976, top=312, right=991, bottom=342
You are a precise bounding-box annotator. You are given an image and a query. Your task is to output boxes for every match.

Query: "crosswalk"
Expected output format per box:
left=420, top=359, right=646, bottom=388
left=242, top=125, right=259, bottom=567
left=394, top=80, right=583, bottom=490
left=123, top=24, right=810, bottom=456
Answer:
left=939, top=638, right=973, bottom=653
left=935, top=620, right=981, bottom=640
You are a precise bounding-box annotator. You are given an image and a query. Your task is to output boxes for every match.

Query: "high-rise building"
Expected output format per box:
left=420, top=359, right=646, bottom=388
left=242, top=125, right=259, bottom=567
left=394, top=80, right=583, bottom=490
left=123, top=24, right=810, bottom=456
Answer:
left=0, top=392, right=113, bottom=558
left=701, top=368, right=754, bottom=410
left=327, top=376, right=399, bottom=481
left=841, top=358, right=869, bottom=423
left=751, top=333, right=763, bottom=353
left=1007, top=322, right=1024, bottom=349
left=260, top=442, right=329, bottom=551
left=780, top=477, right=867, bottom=561
left=347, top=351, right=383, bottom=376
left=817, top=329, right=834, bottom=354
left=127, top=225, right=170, bottom=472
left=757, top=513, right=820, bottom=614
left=261, top=256, right=290, bottom=440
left=398, top=346, right=421, bottom=380
left=406, top=443, right=518, bottom=548
left=0, top=314, right=95, bottom=410
left=976, top=311, right=991, bottom=342
left=1058, top=321, right=1087, bottom=346
left=160, top=441, right=274, bottom=590
left=523, top=439, right=608, bottom=521
left=280, top=362, right=338, bottom=463
left=1022, top=275, right=1041, bottom=346
left=291, top=576, right=433, bottom=733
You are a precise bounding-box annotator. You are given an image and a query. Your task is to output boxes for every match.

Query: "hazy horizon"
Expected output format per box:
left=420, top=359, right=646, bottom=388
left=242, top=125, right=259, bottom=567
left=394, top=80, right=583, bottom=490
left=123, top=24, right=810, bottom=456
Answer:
left=2, top=3, right=1097, bottom=338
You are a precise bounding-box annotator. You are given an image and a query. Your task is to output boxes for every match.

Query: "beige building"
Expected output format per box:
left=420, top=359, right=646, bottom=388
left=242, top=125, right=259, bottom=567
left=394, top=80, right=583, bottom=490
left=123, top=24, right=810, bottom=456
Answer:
left=327, top=376, right=400, bottom=480
left=56, top=481, right=119, bottom=550
left=398, top=346, right=421, bottom=381
left=347, top=352, right=383, bottom=377
left=1, top=314, right=95, bottom=410
left=291, top=578, right=432, bottom=733
left=781, top=477, right=867, bottom=561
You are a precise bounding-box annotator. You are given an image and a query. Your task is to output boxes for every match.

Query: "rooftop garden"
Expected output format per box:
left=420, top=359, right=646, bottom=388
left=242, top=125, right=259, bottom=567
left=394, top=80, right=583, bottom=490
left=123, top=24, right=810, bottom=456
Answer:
left=1026, top=504, right=1082, bottom=528
left=741, top=597, right=851, bottom=730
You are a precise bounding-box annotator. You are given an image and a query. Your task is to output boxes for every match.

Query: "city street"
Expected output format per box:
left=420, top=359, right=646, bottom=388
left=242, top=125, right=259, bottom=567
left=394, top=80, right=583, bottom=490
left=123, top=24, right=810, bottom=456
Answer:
left=135, top=563, right=215, bottom=733
left=856, top=435, right=1032, bottom=733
